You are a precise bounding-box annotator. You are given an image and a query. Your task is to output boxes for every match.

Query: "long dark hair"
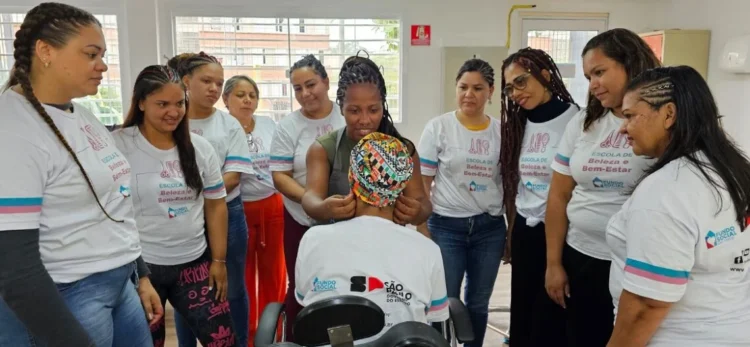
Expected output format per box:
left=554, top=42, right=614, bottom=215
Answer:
left=3, top=3, right=122, bottom=222
left=627, top=66, right=750, bottom=228
left=336, top=52, right=413, bottom=154
left=581, top=28, right=661, bottom=131
left=123, top=65, right=203, bottom=196
left=499, top=48, right=576, bottom=211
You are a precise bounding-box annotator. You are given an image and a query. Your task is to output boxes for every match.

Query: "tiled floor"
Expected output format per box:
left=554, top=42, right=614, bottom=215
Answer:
left=162, top=265, right=512, bottom=347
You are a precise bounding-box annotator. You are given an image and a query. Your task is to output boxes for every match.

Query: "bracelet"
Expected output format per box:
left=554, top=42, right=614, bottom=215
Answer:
left=212, top=258, right=226, bottom=263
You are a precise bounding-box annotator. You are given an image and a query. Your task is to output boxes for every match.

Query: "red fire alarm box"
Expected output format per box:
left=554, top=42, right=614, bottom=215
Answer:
left=411, top=25, right=431, bottom=46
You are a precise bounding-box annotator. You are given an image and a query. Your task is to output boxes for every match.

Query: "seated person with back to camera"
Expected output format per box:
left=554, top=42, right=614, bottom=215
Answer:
left=295, top=132, right=449, bottom=342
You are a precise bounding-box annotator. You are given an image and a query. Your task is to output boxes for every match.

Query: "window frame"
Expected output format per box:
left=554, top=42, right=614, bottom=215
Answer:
left=167, top=8, right=404, bottom=123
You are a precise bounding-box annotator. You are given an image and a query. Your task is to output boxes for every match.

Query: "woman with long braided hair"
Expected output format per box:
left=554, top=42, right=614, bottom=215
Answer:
left=302, top=53, right=431, bottom=227
left=0, top=3, right=159, bottom=346
left=544, top=28, right=660, bottom=346
left=418, top=58, right=504, bottom=347
left=168, top=52, right=253, bottom=347
left=608, top=66, right=750, bottom=346
left=113, top=65, right=236, bottom=347
left=500, top=47, right=579, bottom=347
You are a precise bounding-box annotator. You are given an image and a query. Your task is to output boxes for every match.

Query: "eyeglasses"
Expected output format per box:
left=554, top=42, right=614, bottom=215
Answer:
left=502, top=73, right=532, bottom=96
left=247, top=133, right=259, bottom=153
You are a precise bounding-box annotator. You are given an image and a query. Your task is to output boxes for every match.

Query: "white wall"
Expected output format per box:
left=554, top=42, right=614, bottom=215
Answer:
left=4, top=0, right=672, bottom=142
left=665, top=0, right=750, bottom=152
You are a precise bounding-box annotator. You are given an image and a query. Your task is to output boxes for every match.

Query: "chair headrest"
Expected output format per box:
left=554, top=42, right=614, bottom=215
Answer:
left=294, top=295, right=385, bottom=346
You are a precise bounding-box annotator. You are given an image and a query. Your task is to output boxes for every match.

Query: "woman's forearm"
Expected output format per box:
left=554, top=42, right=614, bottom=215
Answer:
left=272, top=172, right=305, bottom=203
left=608, top=290, right=671, bottom=347
left=205, top=200, right=228, bottom=261
left=545, top=194, right=570, bottom=266
left=0, top=229, right=95, bottom=347
left=222, top=172, right=241, bottom=194
left=301, top=191, right=331, bottom=221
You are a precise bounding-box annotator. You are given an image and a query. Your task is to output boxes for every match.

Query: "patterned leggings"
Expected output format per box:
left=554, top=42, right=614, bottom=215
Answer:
left=148, top=252, right=237, bottom=347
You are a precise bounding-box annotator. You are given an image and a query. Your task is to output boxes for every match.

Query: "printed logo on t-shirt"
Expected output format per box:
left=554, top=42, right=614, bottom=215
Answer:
left=469, top=181, right=488, bottom=192
left=161, top=160, right=184, bottom=178
left=599, top=130, right=631, bottom=149
left=119, top=185, right=131, bottom=197
left=316, top=124, right=334, bottom=138
left=81, top=124, right=109, bottom=152
left=312, top=277, right=337, bottom=292
left=525, top=181, right=548, bottom=191
left=705, top=226, right=738, bottom=249
left=385, top=280, right=413, bottom=304
left=526, top=132, right=550, bottom=153
left=731, top=248, right=750, bottom=272
left=350, top=276, right=385, bottom=292
left=592, top=177, right=625, bottom=189
left=469, top=138, right=490, bottom=155
left=168, top=206, right=190, bottom=219
left=191, top=129, right=204, bottom=136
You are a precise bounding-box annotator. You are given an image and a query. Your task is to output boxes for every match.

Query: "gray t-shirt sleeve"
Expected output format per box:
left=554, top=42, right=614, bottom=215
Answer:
left=0, top=229, right=95, bottom=347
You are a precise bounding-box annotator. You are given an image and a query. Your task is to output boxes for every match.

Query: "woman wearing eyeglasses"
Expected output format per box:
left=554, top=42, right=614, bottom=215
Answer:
left=222, top=75, right=286, bottom=345
left=499, top=48, right=579, bottom=347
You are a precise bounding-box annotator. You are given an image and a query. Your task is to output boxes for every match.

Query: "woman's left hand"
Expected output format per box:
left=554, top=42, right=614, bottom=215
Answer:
left=209, top=261, right=228, bottom=302
left=394, top=195, right=421, bottom=225
left=137, top=277, right=164, bottom=326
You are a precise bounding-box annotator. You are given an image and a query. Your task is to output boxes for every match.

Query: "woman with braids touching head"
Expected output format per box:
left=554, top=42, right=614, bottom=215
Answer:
left=606, top=66, right=750, bottom=347
left=168, top=53, right=252, bottom=347
left=113, top=65, right=236, bottom=347
left=302, top=54, right=431, bottom=226
left=0, top=3, right=160, bottom=347
left=222, top=75, right=286, bottom=344
left=269, top=54, right=344, bottom=340
left=544, top=28, right=660, bottom=347
left=500, top=47, right=579, bottom=347
left=417, top=58, right=504, bottom=347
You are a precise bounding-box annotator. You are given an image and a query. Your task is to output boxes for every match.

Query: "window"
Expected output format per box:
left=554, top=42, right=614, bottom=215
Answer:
left=521, top=16, right=608, bottom=106
left=174, top=16, right=401, bottom=122
left=0, top=13, right=124, bottom=125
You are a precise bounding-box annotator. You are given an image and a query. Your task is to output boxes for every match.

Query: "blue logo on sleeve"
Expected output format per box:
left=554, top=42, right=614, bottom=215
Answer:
left=312, top=277, right=337, bottom=292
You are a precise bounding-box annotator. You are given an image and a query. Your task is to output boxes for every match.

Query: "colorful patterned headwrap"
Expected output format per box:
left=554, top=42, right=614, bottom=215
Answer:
left=349, top=132, right=414, bottom=207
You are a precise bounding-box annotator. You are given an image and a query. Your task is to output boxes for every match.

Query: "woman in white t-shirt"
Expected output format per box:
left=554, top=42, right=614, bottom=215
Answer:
left=167, top=53, right=253, bottom=347
left=0, top=4, right=159, bottom=347
left=113, top=65, right=237, bottom=347
left=269, top=54, right=345, bottom=341
left=499, top=48, right=579, bottom=347
left=607, top=66, right=750, bottom=346
left=544, top=28, right=660, bottom=346
left=222, top=75, right=286, bottom=342
left=417, top=58, right=504, bottom=347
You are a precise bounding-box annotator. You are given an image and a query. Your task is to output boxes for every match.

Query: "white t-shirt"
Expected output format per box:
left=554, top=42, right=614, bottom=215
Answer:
left=112, top=127, right=227, bottom=266
left=295, top=216, right=449, bottom=343
left=550, top=109, right=653, bottom=260
left=269, top=108, right=344, bottom=226
left=607, top=154, right=750, bottom=346
left=240, top=115, right=277, bottom=202
left=0, top=91, right=140, bottom=283
left=418, top=112, right=504, bottom=218
left=189, top=109, right=254, bottom=201
left=516, top=104, right=578, bottom=227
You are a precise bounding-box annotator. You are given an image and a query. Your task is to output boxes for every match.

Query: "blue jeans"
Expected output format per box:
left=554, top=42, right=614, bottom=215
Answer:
left=176, top=195, right=249, bottom=347
left=428, top=212, right=506, bottom=347
left=0, top=262, right=152, bottom=347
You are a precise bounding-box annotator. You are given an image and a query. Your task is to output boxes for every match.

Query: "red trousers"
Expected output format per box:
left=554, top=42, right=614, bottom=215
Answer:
left=243, top=193, right=286, bottom=346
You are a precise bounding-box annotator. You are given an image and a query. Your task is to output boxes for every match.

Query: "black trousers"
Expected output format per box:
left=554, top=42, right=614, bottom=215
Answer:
left=562, top=243, right=614, bottom=347
left=509, top=214, right=568, bottom=347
